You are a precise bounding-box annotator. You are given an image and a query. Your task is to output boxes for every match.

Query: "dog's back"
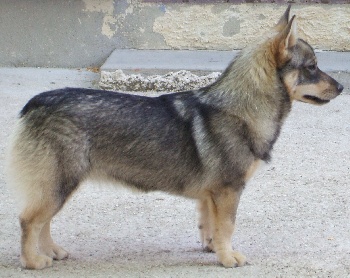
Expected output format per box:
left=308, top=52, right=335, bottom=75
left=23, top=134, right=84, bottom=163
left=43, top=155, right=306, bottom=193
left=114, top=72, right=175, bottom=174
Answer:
left=17, top=88, right=204, bottom=192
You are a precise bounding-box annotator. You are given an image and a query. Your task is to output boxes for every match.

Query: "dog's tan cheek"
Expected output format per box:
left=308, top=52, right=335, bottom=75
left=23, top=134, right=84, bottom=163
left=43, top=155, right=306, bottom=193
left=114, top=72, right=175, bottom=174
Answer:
left=294, top=81, right=332, bottom=100
left=294, top=84, right=316, bottom=99
left=282, top=70, right=299, bottom=100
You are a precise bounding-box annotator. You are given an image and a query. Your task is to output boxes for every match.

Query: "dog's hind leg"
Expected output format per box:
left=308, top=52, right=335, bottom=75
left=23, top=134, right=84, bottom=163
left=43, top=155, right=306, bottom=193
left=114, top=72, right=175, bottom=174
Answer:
left=39, top=220, right=68, bottom=260
left=38, top=178, right=82, bottom=262
left=19, top=191, right=64, bottom=269
left=19, top=175, right=81, bottom=269
left=9, top=140, right=85, bottom=268
left=206, top=187, right=247, bottom=268
left=7, top=117, right=90, bottom=269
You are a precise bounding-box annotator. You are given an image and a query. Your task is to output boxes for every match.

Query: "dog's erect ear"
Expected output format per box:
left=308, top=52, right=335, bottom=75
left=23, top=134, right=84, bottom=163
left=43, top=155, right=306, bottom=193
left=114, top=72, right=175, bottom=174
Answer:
left=275, top=5, right=292, bottom=32
left=281, top=15, right=297, bottom=50
left=275, top=15, right=297, bottom=66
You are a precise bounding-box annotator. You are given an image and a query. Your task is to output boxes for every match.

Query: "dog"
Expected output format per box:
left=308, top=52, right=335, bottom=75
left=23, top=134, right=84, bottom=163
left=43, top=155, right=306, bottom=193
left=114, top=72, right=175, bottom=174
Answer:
left=6, top=5, right=343, bottom=270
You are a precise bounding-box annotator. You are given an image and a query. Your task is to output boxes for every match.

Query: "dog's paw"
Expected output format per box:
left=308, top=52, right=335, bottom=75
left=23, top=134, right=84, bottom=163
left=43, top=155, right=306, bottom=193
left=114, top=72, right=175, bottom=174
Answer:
left=203, top=244, right=214, bottom=253
left=202, top=237, right=215, bottom=253
left=40, top=243, right=69, bottom=260
left=218, top=250, right=247, bottom=268
left=21, top=254, right=53, bottom=270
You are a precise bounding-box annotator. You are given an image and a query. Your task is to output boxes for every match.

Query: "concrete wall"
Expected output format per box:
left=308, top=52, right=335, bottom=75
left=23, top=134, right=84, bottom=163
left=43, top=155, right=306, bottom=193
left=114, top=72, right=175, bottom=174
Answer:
left=0, top=0, right=349, bottom=68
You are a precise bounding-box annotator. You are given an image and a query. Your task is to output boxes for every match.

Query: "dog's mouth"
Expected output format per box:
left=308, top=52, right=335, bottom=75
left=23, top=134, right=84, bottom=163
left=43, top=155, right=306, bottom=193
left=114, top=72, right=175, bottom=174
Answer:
left=302, top=95, right=330, bottom=105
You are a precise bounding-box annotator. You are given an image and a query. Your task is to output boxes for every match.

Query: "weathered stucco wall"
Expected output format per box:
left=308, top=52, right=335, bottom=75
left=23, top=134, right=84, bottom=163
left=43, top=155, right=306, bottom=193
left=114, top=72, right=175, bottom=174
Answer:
left=0, top=0, right=348, bottom=67
left=152, top=4, right=350, bottom=51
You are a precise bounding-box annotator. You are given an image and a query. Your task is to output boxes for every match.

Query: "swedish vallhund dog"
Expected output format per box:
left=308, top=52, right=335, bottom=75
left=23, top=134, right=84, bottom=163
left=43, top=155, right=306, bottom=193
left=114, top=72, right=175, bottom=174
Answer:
left=6, top=5, right=343, bottom=269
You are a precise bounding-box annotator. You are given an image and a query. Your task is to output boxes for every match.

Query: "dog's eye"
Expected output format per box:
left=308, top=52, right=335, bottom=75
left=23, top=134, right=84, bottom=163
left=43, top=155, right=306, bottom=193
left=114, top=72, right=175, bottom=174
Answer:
left=306, top=64, right=317, bottom=71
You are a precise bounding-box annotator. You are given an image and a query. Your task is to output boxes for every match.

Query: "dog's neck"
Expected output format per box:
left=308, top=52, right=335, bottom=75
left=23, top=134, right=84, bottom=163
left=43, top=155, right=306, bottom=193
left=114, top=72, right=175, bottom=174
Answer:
left=198, top=46, right=292, bottom=161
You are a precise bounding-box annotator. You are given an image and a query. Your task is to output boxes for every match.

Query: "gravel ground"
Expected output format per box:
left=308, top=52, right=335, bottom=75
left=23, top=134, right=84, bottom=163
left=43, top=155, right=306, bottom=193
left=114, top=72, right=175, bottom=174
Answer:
left=0, top=68, right=349, bottom=278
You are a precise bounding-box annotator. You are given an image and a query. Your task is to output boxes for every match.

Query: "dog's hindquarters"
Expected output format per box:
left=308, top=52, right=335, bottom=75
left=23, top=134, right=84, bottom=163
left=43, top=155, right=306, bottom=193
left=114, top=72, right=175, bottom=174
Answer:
left=7, top=112, right=90, bottom=269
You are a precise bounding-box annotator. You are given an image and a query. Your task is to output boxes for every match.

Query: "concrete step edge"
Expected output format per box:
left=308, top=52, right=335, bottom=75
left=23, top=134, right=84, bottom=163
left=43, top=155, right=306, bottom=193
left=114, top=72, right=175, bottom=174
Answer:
left=101, top=49, right=350, bottom=74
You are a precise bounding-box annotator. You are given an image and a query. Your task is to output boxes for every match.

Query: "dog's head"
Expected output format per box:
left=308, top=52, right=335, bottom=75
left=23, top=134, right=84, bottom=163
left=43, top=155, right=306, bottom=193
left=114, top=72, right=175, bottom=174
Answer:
left=274, top=6, right=343, bottom=105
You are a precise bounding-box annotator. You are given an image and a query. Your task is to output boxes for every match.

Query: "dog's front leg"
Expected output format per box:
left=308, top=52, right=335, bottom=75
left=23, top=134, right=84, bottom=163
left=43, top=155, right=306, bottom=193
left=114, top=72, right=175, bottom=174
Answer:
left=206, top=187, right=246, bottom=268
left=197, top=198, right=214, bottom=252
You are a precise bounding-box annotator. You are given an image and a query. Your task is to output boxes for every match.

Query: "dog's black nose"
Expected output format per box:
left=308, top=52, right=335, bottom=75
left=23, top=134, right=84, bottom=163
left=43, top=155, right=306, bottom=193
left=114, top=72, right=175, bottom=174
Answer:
left=337, top=83, right=344, bottom=93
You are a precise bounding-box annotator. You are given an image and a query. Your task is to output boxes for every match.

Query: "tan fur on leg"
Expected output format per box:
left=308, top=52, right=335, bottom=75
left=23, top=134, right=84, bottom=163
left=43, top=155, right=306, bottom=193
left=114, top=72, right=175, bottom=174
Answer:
left=206, top=188, right=246, bottom=268
left=20, top=210, right=53, bottom=269
left=197, top=199, right=214, bottom=252
left=39, top=222, right=69, bottom=260
left=245, top=160, right=261, bottom=182
left=19, top=196, right=64, bottom=269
